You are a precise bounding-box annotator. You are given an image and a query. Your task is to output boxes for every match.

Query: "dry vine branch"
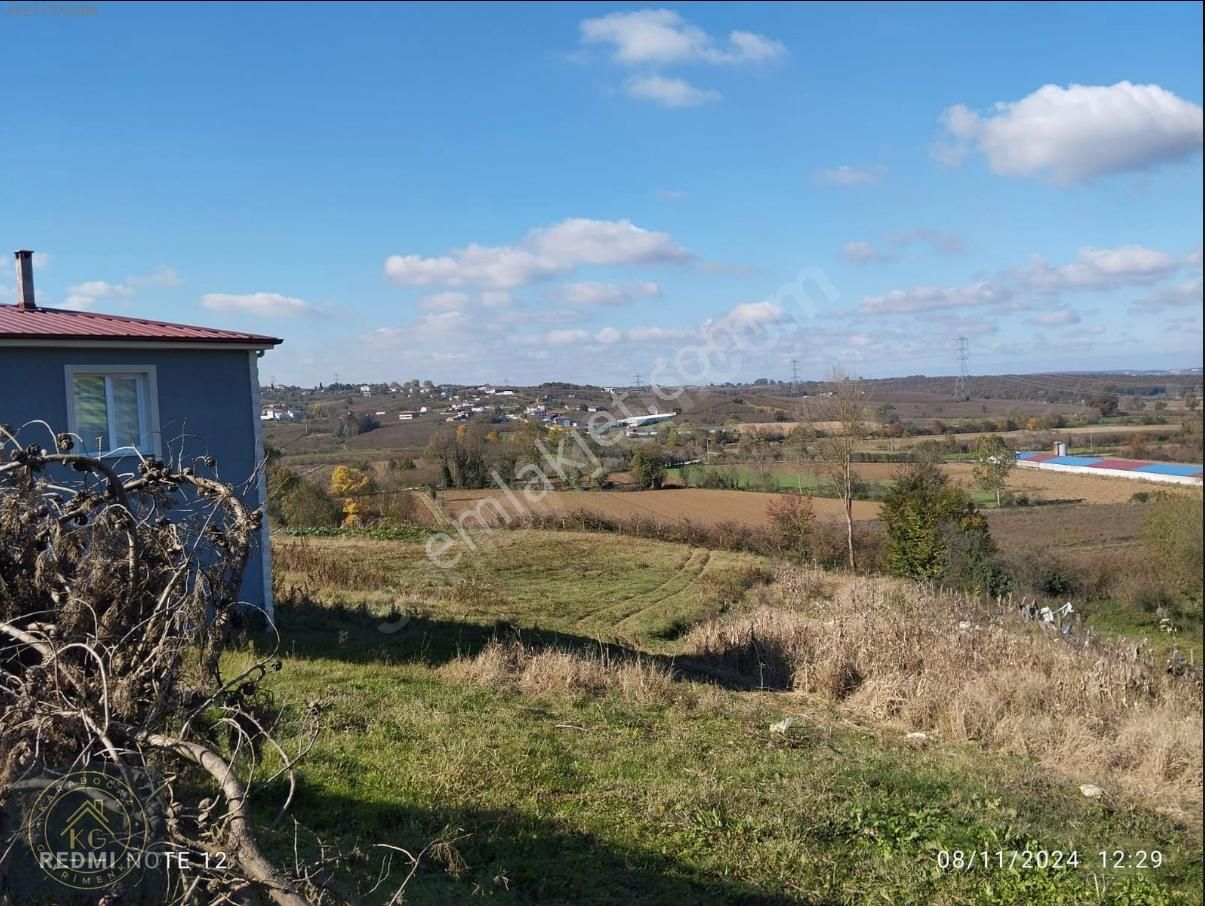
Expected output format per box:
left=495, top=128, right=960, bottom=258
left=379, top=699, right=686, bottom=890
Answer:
left=0, top=424, right=309, bottom=904
left=1, top=426, right=455, bottom=904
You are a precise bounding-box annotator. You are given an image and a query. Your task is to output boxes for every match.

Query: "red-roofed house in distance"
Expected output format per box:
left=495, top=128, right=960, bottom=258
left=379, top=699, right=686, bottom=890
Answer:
left=0, top=250, right=282, bottom=615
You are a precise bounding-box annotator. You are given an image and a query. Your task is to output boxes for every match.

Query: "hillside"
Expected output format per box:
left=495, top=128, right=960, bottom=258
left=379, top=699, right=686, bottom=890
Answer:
left=239, top=530, right=1204, bottom=904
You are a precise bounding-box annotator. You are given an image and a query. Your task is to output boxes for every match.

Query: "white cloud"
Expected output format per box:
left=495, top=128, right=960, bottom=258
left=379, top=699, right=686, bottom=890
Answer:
left=815, top=165, right=885, bottom=186
left=545, top=329, right=589, bottom=345
left=862, top=281, right=1013, bottom=314
left=1186, top=248, right=1202, bottom=269
left=936, top=82, right=1204, bottom=185
left=69, top=279, right=131, bottom=300
left=385, top=218, right=690, bottom=290
left=928, top=317, right=999, bottom=337
left=887, top=228, right=965, bottom=255
left=1133, top=280, right=1203, bottom=311
left=595, top=327, right=623, bottom=344
left=714, top=300, right=794, bottom=327
left=841, top=241, right=889, bottom=264
left=626, top=325, right=694, bottom=343
left=410, top=310, right=474, bottom=343
left=481, top=290, right=517, bottom=307
left=367, top=327, right=406, bottom=345
left=861, top=243, right=1189, bottom=317
left=200, top=292, right=313, bottom=318
left=656, top=187, right=686, bottom=200
left=529, top=219, right=689, bottom=267
left=1018, top=245, right=1179, bottom=291
left=382, top=254, right=461, bottom=286
left=60, top=296, right=99, bottom=311
left=553, top=280, right=661, bottom=306
left=385, top=246, right=554, bottom=289
left=580, top=9, right=784, bottom=66
left=1027, top=307, right=1082, bottom=326
left=625, top=74, right=720, bottom=108
left=418, top=291, right=472, bottom=311
left=60, top=267, right=182, bottom=311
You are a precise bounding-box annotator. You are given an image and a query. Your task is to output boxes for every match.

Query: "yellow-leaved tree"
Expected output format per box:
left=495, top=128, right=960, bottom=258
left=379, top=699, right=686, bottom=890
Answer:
left=329, top=465, right=376, bottom=527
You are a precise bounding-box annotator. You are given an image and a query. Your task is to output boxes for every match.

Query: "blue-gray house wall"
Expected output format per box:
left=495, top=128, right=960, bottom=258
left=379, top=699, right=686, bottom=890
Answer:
left=0, top=345, right=272, bottom=614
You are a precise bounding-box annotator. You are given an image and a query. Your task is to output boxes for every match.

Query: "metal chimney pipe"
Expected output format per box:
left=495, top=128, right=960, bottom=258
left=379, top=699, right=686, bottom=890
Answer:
left=14, top=250, right=36, bottom=311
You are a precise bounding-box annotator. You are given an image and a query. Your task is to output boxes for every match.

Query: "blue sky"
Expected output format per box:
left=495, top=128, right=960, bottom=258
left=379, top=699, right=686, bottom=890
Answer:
left=2, top=2, right=1201, bottom=386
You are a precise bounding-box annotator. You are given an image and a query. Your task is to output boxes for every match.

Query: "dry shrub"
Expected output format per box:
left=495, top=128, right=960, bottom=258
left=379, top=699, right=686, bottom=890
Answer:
left=774, top=566, right=836, bottom=602
left=684, top=573, right=1203, bottom=819
left=684, top=608, right=814, bottom=690
left=273, top=540, right=392, bottom=589
left=700, top=563, right=776, bottom=605
left=440, top=638, right=675, bottom=704
left=822, top=660, right=864, bottom=701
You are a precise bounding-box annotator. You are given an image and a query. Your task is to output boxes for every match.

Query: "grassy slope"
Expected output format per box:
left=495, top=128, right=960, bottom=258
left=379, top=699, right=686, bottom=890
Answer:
left=241, top=531, right=1201, bottom=904
left=272, top=532, right=771, bottom=649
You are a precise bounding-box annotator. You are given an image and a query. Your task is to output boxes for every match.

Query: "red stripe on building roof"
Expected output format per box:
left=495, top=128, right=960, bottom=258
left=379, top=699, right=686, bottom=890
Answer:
left=1088, top=459, right=1147, bottom=471
left=0, top=304, right=282, bottom=345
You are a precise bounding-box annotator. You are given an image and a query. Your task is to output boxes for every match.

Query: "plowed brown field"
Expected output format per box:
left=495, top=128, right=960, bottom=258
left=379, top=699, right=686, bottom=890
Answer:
left=441, top=487, right=881, bottom=528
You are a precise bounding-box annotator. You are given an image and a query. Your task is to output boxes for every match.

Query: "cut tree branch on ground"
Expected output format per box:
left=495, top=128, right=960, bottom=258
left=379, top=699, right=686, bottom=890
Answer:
left=0, top=424, right=446, bottom=904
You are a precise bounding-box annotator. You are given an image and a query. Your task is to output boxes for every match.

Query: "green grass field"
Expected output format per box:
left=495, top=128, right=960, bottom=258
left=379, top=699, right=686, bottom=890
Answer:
left=272, top=530, right=770, bottom=649
left=667, top=465, right=889, bottom=496
left=664, top=465, right=1001, bottom=507
left=229, top=530, right=1203, bottom=904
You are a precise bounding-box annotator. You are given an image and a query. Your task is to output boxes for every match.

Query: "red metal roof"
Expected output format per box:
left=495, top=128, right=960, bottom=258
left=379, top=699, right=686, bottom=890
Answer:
left=0, top=304, right=282, bottom=346
left=1089, top=458, right=1147, bottom=471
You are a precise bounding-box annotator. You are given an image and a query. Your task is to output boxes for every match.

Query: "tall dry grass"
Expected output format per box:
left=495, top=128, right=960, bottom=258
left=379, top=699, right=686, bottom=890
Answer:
left=440, top=639, right=677, bottom=705
left=684, top=571, right=1203, bottom=821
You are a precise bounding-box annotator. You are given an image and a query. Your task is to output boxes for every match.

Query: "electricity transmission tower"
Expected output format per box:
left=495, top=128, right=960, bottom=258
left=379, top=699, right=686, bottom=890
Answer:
left=790, top=358, right=800, bottom=396
left=954, top=336, right=970, bottom=400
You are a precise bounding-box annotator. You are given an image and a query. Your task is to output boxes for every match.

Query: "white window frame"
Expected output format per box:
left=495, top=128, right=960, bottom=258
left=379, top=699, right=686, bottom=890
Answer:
left=64, top=364, right=162, bottom=458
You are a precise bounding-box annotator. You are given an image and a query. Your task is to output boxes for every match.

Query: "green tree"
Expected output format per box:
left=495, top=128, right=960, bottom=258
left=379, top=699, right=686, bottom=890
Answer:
left=630, top=444, right=667, bottom=489
left=911, top=439, right=946, bottom=466
left=425, top=425, right=490, bottom=489
left=266, top=465, right=301, bottom=523
left=972, top=434, right=1014, bottom=506
left=279, top=480, right=342, bottom=528
left=881, top=462, right=998, bottom=591
left=1142, top=493, right=1203, bottom=596
left=1089, top=393, right=1119, bottom=417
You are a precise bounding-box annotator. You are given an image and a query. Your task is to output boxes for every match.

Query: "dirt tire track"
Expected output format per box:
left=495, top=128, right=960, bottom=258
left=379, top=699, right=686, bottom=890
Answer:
left=580, top=550, right=712, bottom=632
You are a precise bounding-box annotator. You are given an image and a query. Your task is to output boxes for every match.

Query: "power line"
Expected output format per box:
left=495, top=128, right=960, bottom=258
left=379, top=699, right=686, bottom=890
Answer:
left=954, top=336, right=970, bottom=401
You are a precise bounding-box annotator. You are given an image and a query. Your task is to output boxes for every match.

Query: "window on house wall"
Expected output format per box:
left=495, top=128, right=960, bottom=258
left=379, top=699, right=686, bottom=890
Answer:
left=65, top=366, right=160, bottom=456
